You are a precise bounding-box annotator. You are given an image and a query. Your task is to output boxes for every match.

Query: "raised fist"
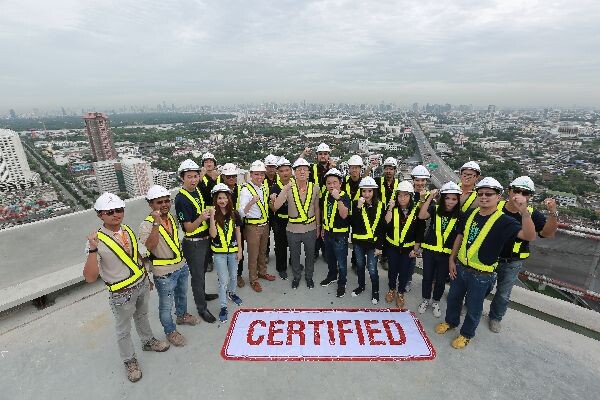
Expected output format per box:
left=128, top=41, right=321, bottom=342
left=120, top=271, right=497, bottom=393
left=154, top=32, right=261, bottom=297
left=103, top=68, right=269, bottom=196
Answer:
left=357, top=197, right=365, bottom=208
left=87, top=232, right=99, bottom=250
left=543, top=198, right=557, bottom=212
left=150, top=210, right=162, bottom=222
left=331, top=189, right=340, bottom=200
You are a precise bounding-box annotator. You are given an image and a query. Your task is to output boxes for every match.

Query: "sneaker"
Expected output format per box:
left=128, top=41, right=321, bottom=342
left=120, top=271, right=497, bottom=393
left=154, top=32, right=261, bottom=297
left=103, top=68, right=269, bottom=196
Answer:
left=396, top=292, right=405, bottom=308
left=237, top=276, right=245, bottom=288
left=320, top=276, right=337, bottom=287
left=306, top=279, right=315, bottom=289
left=124, top=358, right=142, bottom=382
left=385, top=289, right=396, bottom=304
left=489, top=319, right=501, bottom=333
left=336, top=286, right=346, bottom=298
left=405, top=281, right=412, bottom=293
left=142, top=337, right=170, bottom=352
left=372, top=292, right=380, bottom=305
left=199, top=310, right=217, bottom=323
left=176, top=313, right=200, bottom=326
left=278, top=270, right=288, bottom=280
left=451, top=335, right=470, bottom=349
left=227, top=292, right=243, bottom=306
left=432, top=302, right=442, bottom=318
left=166, top=331, right=186, bottom=347
left=418, top=300, right=430, bottom=314
left=292, top=279, right=300, bottom=289
left=219, top=307, right=228, bottom=323
left=435, top=322, right=453, bottom=334
left=351, top=286, right=365, bottom=297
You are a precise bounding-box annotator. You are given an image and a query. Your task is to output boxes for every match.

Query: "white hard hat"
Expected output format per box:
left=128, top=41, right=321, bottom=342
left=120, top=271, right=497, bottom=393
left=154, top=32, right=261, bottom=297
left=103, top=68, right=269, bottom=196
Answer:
left=220, top=162, right=238, bottom=176
left=202, top=152, right=216, bottom=162
left=94, top=192, right=125, bottom=211
left=177, top=159, right=201, bottom=174
left=146, top=185, right=171, bottom=201
left=475, top=177, right=503, bottom=192
left=211, top=183, right=232, bottom=195
left=277, top=157, right=292, bottom=168
left=348, top=155, right=363, bottom=166
left=249, top=160, right=267, bottom=172
left=410, top=165, right=431, bottom=179
left=316, top=143, right=331, bottom=153
left=383, top=157, right=397, bottom=167
left=440, top=182, right=462, bottom=195
left=359, top=176, right=378, bottom=189
left=460, top=161, right=481, bottom=174
left=292, top=158, right=311, bottom=169
left=264, top=154, right=279, bottom=166
left=324, top=168, right=344, bottom=179
left=510, top=176, right=535, bottom=192
left=396, top=180, right=415, bottom=194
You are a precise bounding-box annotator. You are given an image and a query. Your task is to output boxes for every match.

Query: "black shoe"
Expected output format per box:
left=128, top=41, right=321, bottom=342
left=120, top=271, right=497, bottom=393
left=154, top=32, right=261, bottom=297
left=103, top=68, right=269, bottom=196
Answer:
left=279, top=271, right=288, bottom=280
left=199, top=310, right=216, bottom=323
left=205, top=293, right=218, bottom=301
left=207, top=262, right=214, bottom=272
left=351, top=286, right=365, bottom=297
left=320, top=276, right=337, bottom=287
left=336, top=286, right=346, bottom=298
left=306, top=279, right=314, bottom=289
left=292, top=279, right=300, bottom=289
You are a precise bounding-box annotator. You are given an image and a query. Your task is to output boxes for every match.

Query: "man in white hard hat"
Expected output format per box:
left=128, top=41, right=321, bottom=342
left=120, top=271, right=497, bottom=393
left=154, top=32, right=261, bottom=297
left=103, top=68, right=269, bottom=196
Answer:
left=263, top=154, right=279, bottom=261
left=268, top=157, right=294, bottom=280
left=435, top=177, right=536, bottom=349
left=84, top=192, right=169, bottom=383
left=488, top=176, right=558, bottom=333
left=139, top=185, right=199, bottom=348
left=174, top=159, right=217, bottom=324
left=458, top=161, right=481, bottom=212
left=199, top=152, right=219, bottom=272
left=377, top=157, right=399, bottom=271
left=238, top=160, right=276, bottom=292
left=345, top=155, right=366, bottom=274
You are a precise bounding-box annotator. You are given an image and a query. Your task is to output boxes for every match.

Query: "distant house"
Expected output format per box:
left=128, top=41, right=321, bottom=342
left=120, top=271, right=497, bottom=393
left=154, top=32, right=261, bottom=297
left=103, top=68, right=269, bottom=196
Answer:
left=546, top=190, right=577, bottom=207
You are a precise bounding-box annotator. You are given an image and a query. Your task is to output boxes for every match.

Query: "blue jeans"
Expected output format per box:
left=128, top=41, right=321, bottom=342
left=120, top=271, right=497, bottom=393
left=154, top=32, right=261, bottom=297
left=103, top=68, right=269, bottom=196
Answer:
left=422, top=250, right=450, bottom=301
left=445, top=262, right=497, bottom=339
left=353, top=243, right=379, bottom=292
left=386, top=245, right=411, bottom=293
left=214, top=253, right=238, bottom=309
left=489, top=260, right=523, bottom=322
left=153, top=264, right=189, bottom=335
left=323, top=232, right=349, bottom=287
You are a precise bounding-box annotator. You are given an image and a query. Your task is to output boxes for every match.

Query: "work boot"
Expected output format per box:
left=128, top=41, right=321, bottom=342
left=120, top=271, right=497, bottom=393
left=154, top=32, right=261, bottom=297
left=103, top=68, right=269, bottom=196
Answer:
left=176, top=313, right=200, bottom=326
left=385, top=289, right=396, bottom=304
left=142, top=337, right=170, bottom=352
left=124, top=358, right=142, bottom=382
left=237, top=275, right=245, bottom=288
left=166, top=331, right=186, bottom=347
left=489, top=319, right=502, bottom=333
left=396, top=292, right=405, bottom=308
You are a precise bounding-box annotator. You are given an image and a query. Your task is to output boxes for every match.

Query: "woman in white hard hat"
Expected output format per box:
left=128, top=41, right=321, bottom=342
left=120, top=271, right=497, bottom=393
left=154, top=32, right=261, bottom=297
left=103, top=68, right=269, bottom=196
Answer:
left=209, top=183, right=244, bottom=323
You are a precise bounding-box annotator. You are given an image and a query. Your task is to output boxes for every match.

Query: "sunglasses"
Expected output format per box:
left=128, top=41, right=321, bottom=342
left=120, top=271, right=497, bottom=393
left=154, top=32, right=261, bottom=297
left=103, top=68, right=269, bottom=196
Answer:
left=155, top=198, right=171, bottom=205
left=103, top=208, right=124, bottom=216
left=511, top=188, right=532, bottom=196
left=476, top=192, right=497, bottom=197
left=224, top=175, right=236, bottom=179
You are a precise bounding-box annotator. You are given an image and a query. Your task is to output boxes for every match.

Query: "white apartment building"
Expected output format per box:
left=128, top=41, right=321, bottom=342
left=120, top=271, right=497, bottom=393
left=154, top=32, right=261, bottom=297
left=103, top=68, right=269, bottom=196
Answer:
left=0, top=129, right=37, bottom=191
left=122, top=158, right=153, bottom=197
left=93, top=160, right=120, bottom=194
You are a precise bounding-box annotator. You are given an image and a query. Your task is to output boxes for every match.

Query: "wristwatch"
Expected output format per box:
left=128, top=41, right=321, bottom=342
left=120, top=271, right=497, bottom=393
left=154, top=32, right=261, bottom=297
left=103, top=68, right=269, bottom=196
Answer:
left=88, top=248, right=98, bottom=254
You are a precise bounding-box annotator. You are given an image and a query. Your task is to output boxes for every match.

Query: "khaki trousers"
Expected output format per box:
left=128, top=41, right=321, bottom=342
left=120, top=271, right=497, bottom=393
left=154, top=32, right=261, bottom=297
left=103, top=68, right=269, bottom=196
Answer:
left=244, top=224, right=270, bottom=283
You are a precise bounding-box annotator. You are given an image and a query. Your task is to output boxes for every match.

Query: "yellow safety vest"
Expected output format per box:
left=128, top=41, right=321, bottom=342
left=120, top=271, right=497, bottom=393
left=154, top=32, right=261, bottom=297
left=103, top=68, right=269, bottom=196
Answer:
left=457, top=208, right=504, bottom=272
left=178, top=188, right=209, bottom=236
left=380, top=177, right=399, bottom=205
left=322, top=191, right=349, bottom=233
left=143, top=214, right=182, bottom=266
left=421, top=206, right=458, bottom=254
left=386, top=205, right=418, bottom=248
left=459, top=183, right=477, bottom=212
left=211, top=218, right=238, bottom=253
left=289, top=182, right=316, bottom=224
left=274, top=178, right=295, bottom=219
left=352, top=202, right=383, bottom=241
left=312, top=164, right=328, bottom=196
left=497, top=200, right=534, bottom=259
left=344, top=176, right=361, bottom=201
left=97, top=224, right=145, bottom=292
left=244, top=183, right=269, bottom=224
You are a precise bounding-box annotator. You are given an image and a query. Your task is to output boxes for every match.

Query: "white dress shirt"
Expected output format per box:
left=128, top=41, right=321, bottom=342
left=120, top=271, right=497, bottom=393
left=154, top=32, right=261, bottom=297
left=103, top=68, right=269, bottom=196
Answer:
left=238, top=182, right=266, bottom=219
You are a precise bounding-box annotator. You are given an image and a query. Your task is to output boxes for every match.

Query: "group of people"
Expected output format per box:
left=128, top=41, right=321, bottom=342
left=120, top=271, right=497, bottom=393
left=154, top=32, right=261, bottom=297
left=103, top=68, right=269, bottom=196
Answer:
left=83, top=143, right=559, bottom=382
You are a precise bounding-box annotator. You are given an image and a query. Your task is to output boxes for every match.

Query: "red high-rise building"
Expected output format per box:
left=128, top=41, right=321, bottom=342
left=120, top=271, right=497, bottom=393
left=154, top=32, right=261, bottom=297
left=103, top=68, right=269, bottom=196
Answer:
left=83, top=112, right=117, bottom=161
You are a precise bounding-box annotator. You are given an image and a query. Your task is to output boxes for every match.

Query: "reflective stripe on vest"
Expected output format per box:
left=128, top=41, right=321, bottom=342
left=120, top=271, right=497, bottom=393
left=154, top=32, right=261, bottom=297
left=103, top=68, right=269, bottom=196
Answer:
left=380, top=177, right=398, bottom=205
left=143, top=213, right=182, bottom=266
left=386, top=205, right=418, bottom=247
left=497, top=200, right=534, bottom=259
left=312, top=164, right=327, bottom=196
left=457, top=208, right=504, bottom=272
left=244, top=183, right=268, bottom=224
left=97, top=225, right=145, bottom=292
left=459, top=183, right=477, bottom=212
left=211, top=218, right=238, bottom=253
left=179, top=188, right=209, bottom=236
left=345, top=176, right=361, bottom=201
left=421, top=205, right=457, bottom=254
left=352, top=202, right=383, bottom=241
left=323, top=191, right=349, bottom=233
left=275, top=178, right=295, bottom=219
left=289, top=182, right=316, bottom=224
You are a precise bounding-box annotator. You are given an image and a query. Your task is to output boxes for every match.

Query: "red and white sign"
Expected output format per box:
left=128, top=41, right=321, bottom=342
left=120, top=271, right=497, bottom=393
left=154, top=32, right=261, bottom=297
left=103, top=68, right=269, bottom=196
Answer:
left=221, top=308, right=436, bottom=361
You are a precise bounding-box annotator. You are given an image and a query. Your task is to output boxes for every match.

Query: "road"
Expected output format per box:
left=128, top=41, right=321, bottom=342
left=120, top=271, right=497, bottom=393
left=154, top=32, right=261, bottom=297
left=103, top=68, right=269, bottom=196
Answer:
left=410, top=119, right=458, bottom=188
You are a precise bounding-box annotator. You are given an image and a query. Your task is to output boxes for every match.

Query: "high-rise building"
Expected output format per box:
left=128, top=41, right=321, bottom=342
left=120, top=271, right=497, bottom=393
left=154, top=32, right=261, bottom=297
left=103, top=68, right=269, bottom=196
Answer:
left=487, top=105, right=496, bottom=114
left=93, top=160, right=120, bottom=194
left=0, top=129, right=36, bottom=191
left=83, top=112, right=117, bottom=161
left=121, top=158, right=153, bottom=197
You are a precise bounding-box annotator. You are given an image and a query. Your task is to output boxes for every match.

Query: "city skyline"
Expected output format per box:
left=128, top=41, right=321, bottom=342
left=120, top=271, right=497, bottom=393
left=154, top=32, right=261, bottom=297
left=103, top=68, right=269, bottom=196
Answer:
left=2, top=0, right=600, bottom=110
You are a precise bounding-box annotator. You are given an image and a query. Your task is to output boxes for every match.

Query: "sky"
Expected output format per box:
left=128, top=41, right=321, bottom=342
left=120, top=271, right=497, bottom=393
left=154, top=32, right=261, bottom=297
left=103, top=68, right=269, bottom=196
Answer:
left=1, top=0, right=599, bottom=112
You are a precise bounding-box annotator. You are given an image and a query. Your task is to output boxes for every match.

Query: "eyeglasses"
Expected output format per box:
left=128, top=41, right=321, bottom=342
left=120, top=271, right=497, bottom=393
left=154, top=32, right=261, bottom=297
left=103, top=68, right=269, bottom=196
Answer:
left=476, top=192, right=497, bottom=197
left=461, top=173, right=477, bottom=178
left=103, top=208, right=124, bottom=216
left=511, top=188, right=532, bottom=196
left=155, top=199, right=171, bottom=205
left=224, top=175, right=236, bottom=179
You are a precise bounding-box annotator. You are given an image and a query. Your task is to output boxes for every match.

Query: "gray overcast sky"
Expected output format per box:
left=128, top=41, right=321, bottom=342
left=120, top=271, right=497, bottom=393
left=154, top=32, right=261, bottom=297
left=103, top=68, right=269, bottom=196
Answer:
left=1, top=0, right=599, bottom=111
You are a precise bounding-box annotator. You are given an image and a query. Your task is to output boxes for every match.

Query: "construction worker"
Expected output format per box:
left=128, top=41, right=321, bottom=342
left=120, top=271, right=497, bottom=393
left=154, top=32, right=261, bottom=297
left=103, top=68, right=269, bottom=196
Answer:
left=319, top=168, right=351, bottom=298
left=384, top=181, right=425, bottom=308
left=238, top=160, right=275, bottom=292
left=199, top=152, right=219, bottom=272
left=268, top=156, right=294, bottom=280
left=83, top=192, right=169, bottom=383
left=458, top=161, right=481, bottom=212
left=208, top=183, right=244, bottom=323
left=272, top=158, right=321, bottom=290
left=407, top=164, right=432, bottom=292
left=140, top=185, right=199, bottom=349
left=174, top=159, right=217, bottom=324
left=435, top=177, right=536, bottom=349
left=377, top=157, right=399, bottom=271
left=417, top=182, right=463, bottom=318
left=345, top=155, right=365, bottom=274
left=350, top=176, right=385, bottom=304
left=488, top=176, right=558, bottom=333
left=263, top=154, right=279, bottom=260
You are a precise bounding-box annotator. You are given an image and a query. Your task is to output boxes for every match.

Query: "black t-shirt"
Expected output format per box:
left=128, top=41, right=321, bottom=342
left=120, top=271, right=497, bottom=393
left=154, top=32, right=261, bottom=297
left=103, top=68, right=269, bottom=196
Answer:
left=199, top=175, right=217, bottom=206
left=456, top=210, right=521, bottom=267
left=319, top=192, right=351, bottom=231
left=270, top=182, right=289, bottom=221
left=174, top=188, right=209, bottom=238
left=350, top=200, right=385, bottom=250
left=499, top=205, right=547, bottom=258
left=344, top=176, right=361, bottom=202
left=423, top=204, right=463, bottom=251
